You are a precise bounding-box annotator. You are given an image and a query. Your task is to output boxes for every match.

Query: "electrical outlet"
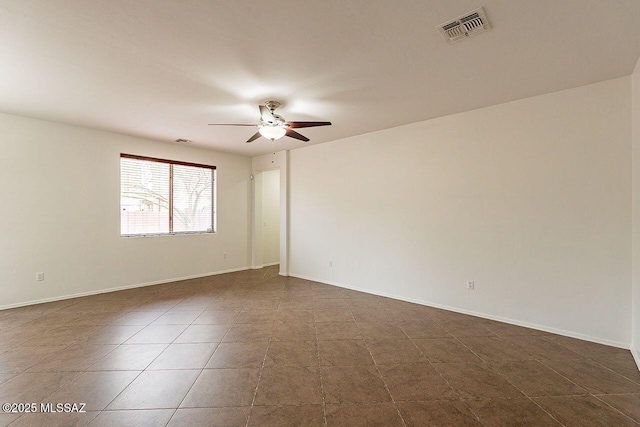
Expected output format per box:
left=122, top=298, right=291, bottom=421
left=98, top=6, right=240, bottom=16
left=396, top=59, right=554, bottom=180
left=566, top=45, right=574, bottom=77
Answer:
left=36, top=272, right=45, bottom=282
left=329, top=260, right=333, bottom=267
left=223, top=252, right=227, bottom=259
left=466, top=280, right=474, bottom=290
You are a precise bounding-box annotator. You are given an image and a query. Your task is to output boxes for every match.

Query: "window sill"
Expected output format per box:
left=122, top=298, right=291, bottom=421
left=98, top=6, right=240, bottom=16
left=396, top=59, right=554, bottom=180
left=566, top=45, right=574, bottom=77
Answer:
left=121, top=231, right=216, bottom=238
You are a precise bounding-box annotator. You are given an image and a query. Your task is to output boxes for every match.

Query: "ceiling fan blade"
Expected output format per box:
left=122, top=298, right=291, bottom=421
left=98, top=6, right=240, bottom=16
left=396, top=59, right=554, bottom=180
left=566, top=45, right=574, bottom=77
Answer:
left=208, top=123, right=256, bottom=126
left=259, top=105, right=276, bottom=122
left=285, top=129, right=310, bottom=142
left=246, top=132, right=262, bottom=143
left=286, top=121, right=332, bottom=129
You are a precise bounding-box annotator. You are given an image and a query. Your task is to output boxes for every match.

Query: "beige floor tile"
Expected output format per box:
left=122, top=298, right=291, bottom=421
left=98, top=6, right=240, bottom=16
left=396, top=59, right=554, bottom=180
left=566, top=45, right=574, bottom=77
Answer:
left=318, top=340, right=374, bottom=366
left=436, top=319, right=496, bottom=338
left=316, top=322, right=362, bottom=340
left=465, top=398, right=561, bottom=426
left=168, top=408, right=249, bottom=427
left=78, top=325, right=145, bottom=345
left=596, top=393, right=640, bottom=423
left=45, top=371, right=140, bottom=410
left=264, top=341, right=318, bottom=367
left=0, top=371, right=80, bottom=403
left=235, top=310, right=279, bottom=324
left=321, top=366, right=390, bottom=404
left=109, top=311, right=162, bottom=326
left=378, top=363, right=457, bottom=401
left=413, top=338, right=483, bottom=363
left=541, top=359, right=640, bottom=394
left=255, top=366, right=323, bottom=406
left=458, top=336, right=536, bottom=362
left=9, top=412, right=98, bottom=427
left=397, top=320, right=451, bottom=339
left=0, top=413, right=22, bottom=427
left=106, top=370, right=199, bottom=409
left=433, top=362, right=524, bottom=399
left=174, top=324, right=228, bottom=343
left=592, top=356, right=640, bottom=384
left=248, top=404, right=324, bottom=426
left=206, top=342, right=269, bottom=368
left=365, top=339, right=427, bottom=364
left=325, top=403, right=404, bottom=426
left=87, top=344, right=167, bottom=371
left=357, top=322, right=408, bottom=341
left=534, top=395, right=639, bottom=427
left=275, top=309, right=315, bottom=323
left=27, top=345, right=117, bottom=372
left=0, top=345, right=68, bottom=373
left=350, top=309, right=391, bottom=322
left=222, top=323, right=273, bottom=342
left=489, top=360, right=587, bottom=397
left=88, top=409, right=174, bottom=427
left=147, top=343, right=217, bottom=370
left=125, top=325, right=188, bottom=344
left=181, top=369, right=260, bottom=408
left=271, top=321, right=316, bottom=341
left=314, top=309, right=355, bottom=323
left=548, top=335, right=633, bottom=360
left=192, top=310, right=239, bottom=325
left=398, top=400, right=483, bottom=427
left=505, top=336, right=583, bottom=361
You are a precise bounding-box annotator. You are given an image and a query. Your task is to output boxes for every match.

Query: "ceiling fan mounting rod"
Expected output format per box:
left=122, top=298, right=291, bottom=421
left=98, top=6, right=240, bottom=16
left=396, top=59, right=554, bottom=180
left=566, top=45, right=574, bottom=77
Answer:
left=264, top=100, right=281, bottom=112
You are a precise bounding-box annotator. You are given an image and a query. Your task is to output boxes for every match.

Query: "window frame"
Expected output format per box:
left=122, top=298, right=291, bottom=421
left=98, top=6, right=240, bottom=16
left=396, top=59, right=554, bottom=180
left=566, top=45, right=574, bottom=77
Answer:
left=120, top=153, right=217, bottom=237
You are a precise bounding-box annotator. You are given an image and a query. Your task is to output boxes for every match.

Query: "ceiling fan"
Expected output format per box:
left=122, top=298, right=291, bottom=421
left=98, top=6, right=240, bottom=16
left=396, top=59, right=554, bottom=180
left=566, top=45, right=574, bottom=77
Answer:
left=208, top=101, right=331, bottom=143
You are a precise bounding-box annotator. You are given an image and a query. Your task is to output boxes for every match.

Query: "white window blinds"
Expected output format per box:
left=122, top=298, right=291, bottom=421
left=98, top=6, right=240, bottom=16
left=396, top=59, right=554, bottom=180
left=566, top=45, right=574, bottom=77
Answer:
left=120, top=154, right=216, bottom=236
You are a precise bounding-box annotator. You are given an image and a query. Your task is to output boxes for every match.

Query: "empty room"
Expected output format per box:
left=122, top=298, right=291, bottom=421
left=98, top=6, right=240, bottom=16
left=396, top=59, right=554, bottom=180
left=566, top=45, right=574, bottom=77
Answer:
left=1, top=0, right=640, bottom=426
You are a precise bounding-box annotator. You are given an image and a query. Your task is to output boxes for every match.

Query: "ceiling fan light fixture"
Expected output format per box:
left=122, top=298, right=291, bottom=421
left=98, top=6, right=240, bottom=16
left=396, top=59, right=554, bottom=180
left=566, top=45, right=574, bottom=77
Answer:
left=258, top=125, right=286, bottom=141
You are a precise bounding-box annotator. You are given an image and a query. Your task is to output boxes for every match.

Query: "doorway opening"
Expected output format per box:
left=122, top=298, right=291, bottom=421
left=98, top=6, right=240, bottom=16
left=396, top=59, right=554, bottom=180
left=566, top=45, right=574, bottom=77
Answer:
left=253, top=169, right=280, bottom=269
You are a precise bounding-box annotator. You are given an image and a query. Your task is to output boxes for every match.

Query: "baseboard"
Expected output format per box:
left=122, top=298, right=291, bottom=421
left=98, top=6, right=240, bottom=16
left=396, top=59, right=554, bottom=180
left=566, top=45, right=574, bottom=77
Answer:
left=252, top=262, right=280, bottom=269
left=289, top=273, right=630, bottom=350
left=0, top=266, right=250, bottom=311
left=632, top=344, right=640, bottom=371
left=263, top=262, right=280, bottom=267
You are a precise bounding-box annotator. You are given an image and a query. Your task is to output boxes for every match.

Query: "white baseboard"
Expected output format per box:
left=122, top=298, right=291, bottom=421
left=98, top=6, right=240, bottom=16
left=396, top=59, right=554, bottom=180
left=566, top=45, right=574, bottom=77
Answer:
left=252, top=262, right=280, bottom=269
left=0, top=266, right=250, bottom=312
left=632, top=344, right=640, bottom=371
left=289, top=273, right=631, bottom=350
left=263, top=262, right=280, bottom=267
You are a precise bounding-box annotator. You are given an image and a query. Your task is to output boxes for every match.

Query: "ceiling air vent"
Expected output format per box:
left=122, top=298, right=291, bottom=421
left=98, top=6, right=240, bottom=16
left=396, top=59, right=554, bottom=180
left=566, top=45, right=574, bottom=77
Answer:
left=437, top=7, right=491, bottom=43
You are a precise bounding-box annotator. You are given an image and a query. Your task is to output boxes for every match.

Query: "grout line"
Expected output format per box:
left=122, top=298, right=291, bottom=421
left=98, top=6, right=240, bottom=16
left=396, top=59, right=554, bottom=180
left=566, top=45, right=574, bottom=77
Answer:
left=398, top=315, right=486, bottom=426
left=535, top=357, right=640, bottom=426
left=244, top=338, right=272, bottom=427
left=442, top=330, right=567, bottom=426
left=354, top=309, right=407, bottom=427
left=590, top=394, right=640, bottom=426
left=167, top=291, right=249, bottom=426
left=313, top=314, right=328, bottom=427
left=583, top=358, right=640, bottom=387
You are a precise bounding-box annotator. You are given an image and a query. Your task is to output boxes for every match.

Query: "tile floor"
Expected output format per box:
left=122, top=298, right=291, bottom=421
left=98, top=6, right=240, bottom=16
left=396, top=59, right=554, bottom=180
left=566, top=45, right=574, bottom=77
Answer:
left=0, top=266, right=639, bottom=426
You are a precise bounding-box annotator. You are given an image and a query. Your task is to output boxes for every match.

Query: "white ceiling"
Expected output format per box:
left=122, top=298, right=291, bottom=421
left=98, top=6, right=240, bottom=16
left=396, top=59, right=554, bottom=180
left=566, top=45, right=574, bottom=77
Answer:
left=1, top=0, right=640, bottom=156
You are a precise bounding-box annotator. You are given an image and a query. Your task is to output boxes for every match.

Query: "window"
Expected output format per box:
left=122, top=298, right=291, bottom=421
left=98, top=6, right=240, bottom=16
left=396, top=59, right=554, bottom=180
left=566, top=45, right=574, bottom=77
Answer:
left=120, top=154, right=216, bottom=236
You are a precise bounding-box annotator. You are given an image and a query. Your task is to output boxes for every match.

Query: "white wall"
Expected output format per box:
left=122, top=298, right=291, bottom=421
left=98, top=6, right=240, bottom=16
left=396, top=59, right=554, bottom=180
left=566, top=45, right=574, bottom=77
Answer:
left=632, top=58, right=640, bottom=365
left=0, top=113, right=251, bottom=308
left=261, top=169, right=280, bottom=265
left=290, top=77, right=632, bottom=347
